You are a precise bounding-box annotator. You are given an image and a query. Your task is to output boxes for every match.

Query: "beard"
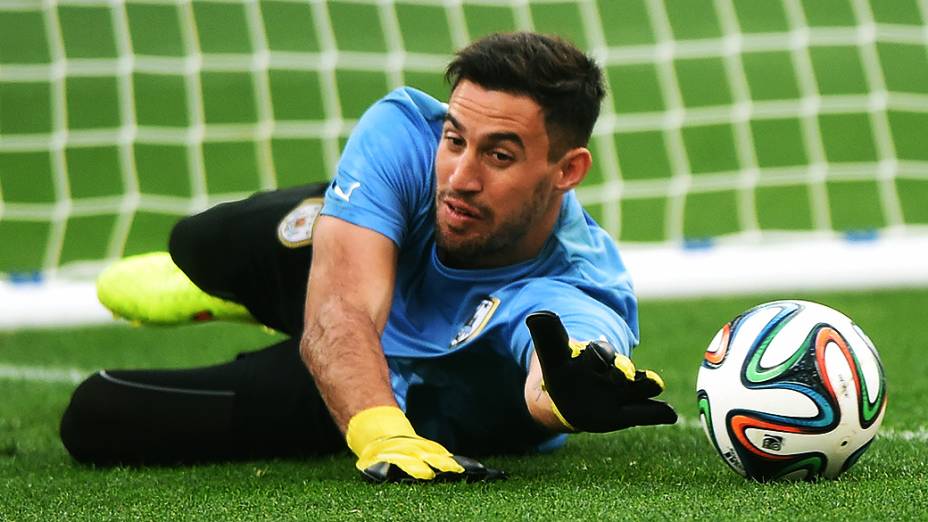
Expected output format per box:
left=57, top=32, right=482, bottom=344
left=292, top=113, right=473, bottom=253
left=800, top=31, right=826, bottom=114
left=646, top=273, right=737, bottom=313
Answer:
left=434, top=181, right=552, bottom=268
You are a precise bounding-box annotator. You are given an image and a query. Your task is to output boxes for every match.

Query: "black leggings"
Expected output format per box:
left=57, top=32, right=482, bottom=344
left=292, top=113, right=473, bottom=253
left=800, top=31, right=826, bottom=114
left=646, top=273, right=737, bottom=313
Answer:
left=60, top=184, right=343, bottom=466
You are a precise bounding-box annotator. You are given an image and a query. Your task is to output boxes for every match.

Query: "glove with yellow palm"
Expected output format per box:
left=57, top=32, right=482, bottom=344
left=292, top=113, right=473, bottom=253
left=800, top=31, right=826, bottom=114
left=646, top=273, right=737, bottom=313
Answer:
left=346, top=406, right=505, bottom=483
left=525, top=311, right=677, bottom=433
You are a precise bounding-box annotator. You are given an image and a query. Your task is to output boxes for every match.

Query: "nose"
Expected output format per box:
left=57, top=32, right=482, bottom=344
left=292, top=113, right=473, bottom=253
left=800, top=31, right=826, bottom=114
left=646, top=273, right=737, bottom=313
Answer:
left=448, top=152, right=482, bottom=193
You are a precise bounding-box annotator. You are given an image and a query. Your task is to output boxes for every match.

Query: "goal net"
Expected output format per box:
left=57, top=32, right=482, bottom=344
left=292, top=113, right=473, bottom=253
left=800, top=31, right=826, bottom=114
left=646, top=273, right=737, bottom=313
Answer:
left=1, top=0, right=927, bottom=325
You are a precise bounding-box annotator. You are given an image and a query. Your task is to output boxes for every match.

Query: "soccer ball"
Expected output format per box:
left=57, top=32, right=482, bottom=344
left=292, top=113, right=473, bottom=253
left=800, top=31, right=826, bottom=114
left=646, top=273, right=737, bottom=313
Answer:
left=696, top=300, right=887, bottom=481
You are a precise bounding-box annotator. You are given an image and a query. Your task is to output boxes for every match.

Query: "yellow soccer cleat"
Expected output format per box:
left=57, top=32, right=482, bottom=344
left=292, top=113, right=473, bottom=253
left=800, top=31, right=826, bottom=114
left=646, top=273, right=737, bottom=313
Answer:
left=96, top=252, right=253, bottom=325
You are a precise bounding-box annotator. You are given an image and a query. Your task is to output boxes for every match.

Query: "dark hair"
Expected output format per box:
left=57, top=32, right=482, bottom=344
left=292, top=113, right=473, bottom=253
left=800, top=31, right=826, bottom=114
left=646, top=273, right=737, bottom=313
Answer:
left=444, top=32, right=606, bottom=162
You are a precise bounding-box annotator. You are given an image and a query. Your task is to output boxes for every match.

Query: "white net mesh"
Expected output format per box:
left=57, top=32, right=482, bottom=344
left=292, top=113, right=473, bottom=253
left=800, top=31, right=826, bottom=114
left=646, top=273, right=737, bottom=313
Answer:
left=1, top=0, right=927, bottom=282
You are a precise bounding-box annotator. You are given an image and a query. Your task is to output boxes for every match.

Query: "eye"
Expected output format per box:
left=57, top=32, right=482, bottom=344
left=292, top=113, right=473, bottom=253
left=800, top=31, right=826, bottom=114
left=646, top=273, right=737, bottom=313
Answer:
left=443, top=132, right=465, bottom=148
left=490, top=150, right=514, bottom=164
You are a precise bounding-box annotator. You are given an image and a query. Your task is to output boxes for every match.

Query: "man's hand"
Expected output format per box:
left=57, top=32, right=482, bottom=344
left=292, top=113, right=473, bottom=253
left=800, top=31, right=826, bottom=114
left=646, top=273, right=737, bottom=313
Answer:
left=346, top=406, right=505, bottom=483
left=525, top=311, right=677, bottom=433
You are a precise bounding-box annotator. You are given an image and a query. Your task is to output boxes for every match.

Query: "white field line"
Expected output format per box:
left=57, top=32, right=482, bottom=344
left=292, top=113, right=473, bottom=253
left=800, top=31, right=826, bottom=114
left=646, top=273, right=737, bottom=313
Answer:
left=0, top=363, right=89, bottom=385
left=1, top=362, right=924, bottom=444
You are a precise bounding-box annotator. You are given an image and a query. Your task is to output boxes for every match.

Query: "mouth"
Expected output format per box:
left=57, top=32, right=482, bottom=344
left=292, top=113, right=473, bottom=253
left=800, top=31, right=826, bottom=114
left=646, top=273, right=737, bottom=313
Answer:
left=445, top=198, right=480, bottom=220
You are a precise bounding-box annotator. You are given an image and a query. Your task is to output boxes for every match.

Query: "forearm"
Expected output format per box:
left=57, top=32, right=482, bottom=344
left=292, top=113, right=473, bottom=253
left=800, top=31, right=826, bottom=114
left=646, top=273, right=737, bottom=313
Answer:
left=524, top=353, right=572, bottom=433
left=300, top=296, right=397, bottom=433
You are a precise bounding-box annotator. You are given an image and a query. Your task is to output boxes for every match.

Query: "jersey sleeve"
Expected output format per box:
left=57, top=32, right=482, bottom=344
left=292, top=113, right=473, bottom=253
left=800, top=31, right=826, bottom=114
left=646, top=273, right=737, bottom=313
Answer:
left=506, top=280, right=639, bottom=371
left=320, top=88, right=440, bottom=247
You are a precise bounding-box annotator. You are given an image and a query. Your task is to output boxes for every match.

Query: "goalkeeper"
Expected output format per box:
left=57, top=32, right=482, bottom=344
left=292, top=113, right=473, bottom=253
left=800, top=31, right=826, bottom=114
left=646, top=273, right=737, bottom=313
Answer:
left=60, top=32, right=677, bottom=482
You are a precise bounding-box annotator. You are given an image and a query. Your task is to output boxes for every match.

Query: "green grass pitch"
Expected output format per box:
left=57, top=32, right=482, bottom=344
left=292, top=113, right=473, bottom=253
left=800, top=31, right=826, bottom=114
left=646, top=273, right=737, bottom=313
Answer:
left=2, top=288, right=926, bottom=520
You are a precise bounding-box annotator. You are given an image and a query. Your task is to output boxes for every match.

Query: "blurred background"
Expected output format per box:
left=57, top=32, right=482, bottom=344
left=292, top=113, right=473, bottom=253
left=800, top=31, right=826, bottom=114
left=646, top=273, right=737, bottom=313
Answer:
left=1, top=0, right=927, bottom=326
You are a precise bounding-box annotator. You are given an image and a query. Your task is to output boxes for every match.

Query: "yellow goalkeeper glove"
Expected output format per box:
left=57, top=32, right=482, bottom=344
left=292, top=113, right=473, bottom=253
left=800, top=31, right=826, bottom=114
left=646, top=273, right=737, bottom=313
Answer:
left=345, top=406, right=504, bottom=483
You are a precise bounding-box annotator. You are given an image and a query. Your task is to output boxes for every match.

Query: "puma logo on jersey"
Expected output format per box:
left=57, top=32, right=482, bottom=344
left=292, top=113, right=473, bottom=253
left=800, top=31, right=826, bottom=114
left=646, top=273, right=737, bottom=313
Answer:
left=334, top=181, right=361, bottom=202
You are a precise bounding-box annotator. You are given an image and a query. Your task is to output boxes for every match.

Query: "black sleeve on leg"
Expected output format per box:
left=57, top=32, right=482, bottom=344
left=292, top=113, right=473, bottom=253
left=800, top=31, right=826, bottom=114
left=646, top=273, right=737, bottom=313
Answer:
left=60, top=338, right=343, bottom=466
left=60, top=369, right=238, bottom=465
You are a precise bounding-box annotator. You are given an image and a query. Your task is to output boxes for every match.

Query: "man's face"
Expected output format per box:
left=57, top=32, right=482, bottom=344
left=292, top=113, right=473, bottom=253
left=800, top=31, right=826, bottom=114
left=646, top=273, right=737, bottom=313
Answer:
left=434, top=80, right=562, bottom=268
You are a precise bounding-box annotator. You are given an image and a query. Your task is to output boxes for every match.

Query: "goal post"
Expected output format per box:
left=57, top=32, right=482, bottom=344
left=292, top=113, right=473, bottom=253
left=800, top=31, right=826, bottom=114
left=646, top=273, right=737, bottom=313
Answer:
left=1, top=0, right=927, bottom=326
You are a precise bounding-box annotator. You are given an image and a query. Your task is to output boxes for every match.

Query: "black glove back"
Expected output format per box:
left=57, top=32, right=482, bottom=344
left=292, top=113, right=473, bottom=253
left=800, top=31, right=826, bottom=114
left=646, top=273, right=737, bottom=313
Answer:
left=526, top=311, right=677, bottom=432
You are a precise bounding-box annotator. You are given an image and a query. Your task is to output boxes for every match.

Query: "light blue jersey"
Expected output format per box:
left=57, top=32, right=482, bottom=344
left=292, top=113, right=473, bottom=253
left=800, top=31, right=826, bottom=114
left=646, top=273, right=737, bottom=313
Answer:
left=320, top=87, right=638, bottom=454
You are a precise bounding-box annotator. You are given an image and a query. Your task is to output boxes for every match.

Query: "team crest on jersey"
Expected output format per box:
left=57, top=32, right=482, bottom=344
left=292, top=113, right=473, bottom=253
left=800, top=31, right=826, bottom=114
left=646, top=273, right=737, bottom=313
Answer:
left=450, top=297, right=500, bottom=348
left=277, top=197, right=323, bottom=248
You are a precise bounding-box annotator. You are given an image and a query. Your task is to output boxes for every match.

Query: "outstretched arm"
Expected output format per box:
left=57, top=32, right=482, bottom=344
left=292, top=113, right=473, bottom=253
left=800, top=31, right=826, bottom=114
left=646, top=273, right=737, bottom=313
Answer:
left=300, top=215, right=502, bottom=483
left=299, top=215, right=398, bottom=431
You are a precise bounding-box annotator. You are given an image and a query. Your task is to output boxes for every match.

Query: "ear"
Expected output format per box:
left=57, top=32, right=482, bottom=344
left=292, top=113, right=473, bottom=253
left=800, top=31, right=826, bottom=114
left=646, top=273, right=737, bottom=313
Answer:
left=553, top=147, right=592, bottom=192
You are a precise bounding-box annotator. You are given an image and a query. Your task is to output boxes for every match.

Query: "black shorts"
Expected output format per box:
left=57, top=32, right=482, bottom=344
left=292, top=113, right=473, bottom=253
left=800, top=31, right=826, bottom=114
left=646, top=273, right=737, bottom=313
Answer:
left=169, top=182, right=330, bottom=336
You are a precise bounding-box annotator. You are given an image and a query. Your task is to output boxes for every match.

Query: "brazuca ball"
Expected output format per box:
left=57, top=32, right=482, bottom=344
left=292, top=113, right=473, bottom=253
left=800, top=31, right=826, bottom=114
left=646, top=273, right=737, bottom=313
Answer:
left=696, top=300, right=887, bottom=481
